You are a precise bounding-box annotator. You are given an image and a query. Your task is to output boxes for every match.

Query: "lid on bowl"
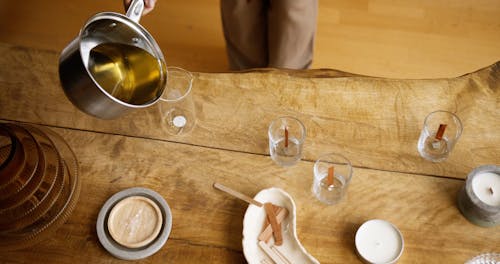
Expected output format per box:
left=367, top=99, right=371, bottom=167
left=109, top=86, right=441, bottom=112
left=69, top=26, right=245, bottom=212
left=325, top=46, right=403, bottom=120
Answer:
left=96, top=187, right=172, bottom=260
left=107, top=195, right=163, bottom=248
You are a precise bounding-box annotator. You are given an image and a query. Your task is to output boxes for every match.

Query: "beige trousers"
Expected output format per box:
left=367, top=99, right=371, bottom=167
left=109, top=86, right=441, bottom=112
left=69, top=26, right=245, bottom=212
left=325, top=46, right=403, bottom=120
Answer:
left=220, top=0, right=318, bottom=70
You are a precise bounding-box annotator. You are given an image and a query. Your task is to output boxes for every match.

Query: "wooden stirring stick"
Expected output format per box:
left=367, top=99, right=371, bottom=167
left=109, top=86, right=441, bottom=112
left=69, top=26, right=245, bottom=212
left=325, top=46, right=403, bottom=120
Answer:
left=213, top=183, right=288, bottom=246
left=271, top=245, right=292, bottom=264
left=284, top=127, right=289, bottom=148
left=213, top=182, right=263, bottom=207
left=258, top=241, right=288, bottom=264
left=260, top=259, right=273, bottom=264
left=327, top=166, right=334, bottom=186
left=435, top=124, right=447, bottom=140
left=264, top=203, right=283, bottom=246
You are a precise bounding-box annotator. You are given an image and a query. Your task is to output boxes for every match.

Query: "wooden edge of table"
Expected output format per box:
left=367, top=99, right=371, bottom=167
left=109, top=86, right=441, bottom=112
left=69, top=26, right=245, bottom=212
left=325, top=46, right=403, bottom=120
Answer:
left=1, top=41, right=498, bottom=80
left=200, top=61, right=500, bottom=80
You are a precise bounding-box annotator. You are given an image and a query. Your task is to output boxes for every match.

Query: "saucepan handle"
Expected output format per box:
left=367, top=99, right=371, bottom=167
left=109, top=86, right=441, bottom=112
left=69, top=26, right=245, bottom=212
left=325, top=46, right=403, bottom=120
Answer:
left=126, top=0, right=145, bottom=23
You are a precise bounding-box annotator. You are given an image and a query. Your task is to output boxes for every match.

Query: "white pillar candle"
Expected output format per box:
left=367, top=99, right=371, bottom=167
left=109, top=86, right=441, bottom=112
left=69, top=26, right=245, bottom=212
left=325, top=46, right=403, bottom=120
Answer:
left=471, top=172, right=500, bottom=207
left=355, top=219, right=404, bottom=264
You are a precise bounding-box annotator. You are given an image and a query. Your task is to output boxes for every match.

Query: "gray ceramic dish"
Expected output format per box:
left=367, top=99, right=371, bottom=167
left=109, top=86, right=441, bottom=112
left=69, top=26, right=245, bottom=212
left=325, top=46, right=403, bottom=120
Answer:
left=96, top=187, right=172, bottom=260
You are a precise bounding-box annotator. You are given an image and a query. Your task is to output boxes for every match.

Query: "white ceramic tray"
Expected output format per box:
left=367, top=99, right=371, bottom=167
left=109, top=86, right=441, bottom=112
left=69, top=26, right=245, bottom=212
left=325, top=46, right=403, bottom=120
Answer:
left=242, top=187, right=319, bottom=264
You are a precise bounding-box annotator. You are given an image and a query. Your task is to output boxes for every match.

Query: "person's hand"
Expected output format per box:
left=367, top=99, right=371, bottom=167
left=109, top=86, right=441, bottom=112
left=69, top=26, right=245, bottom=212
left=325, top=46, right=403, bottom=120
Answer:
left=123, top=0, right=156, bottom=16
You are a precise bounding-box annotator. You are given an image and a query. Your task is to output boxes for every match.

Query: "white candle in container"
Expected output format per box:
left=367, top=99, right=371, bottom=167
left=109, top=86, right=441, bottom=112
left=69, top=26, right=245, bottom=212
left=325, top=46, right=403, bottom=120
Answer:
left=457, top=165, right=500, bottom=227
left=471, top=172, right=500, bottom=207
left=355, top=219, right=404, bottom=264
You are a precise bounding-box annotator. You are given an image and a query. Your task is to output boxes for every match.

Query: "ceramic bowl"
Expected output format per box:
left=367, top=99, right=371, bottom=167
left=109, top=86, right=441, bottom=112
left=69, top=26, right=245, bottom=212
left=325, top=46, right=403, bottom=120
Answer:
left=242, top=187, right=319, bottom=264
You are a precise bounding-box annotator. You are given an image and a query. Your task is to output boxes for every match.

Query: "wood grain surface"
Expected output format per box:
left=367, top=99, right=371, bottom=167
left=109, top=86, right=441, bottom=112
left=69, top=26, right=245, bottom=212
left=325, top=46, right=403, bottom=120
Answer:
left=0, top=43, right=499, bottom=263
left=0, top=127, right=497, bottom=263
left=0, top=43, right=498, bottom=179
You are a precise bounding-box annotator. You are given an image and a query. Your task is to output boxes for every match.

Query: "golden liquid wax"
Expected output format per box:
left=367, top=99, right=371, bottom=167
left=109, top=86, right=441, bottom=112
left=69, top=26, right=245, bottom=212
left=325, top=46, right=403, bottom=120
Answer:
left=88, top=43, right=164, bottom=105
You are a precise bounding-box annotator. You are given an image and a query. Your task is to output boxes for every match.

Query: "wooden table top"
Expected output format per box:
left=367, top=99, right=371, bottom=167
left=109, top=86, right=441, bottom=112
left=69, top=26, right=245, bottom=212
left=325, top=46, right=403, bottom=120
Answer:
left=0, top=42, right=498, bottom=263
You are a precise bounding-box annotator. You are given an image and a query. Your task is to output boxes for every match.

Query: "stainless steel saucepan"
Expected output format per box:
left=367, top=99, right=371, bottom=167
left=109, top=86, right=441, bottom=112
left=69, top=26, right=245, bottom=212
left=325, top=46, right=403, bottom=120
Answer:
left=59, top=0, right=167, bottom=119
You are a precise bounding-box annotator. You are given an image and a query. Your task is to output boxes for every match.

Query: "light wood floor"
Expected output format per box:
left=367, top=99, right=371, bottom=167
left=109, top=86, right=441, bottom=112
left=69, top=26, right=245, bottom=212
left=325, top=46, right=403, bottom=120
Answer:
left=0, top=0, right=499, bottom=78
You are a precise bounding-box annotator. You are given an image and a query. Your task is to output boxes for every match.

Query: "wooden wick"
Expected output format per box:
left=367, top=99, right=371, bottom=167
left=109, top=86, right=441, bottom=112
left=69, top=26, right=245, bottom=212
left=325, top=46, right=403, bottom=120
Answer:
left=264, top=203, right=283, bottom=246
left=327, top=166, right=334, bottom=186
left=435, top=124, right=447, bottom=140
left=261, top=205, right=281, bottom=232
left=259, top=207, right=288, bottom=243
left=213, top=182, right=263, bottom=207
left=489, top=187, right=494, bottom=195
left=284, top=127, right=289, bottom=148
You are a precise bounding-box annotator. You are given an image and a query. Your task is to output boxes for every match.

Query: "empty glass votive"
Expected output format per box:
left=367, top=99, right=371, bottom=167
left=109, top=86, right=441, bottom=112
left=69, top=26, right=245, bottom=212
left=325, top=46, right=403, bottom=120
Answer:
left=158, top=67, right=196, bottom=135
left=312, top=153, right=353, bottom=205
left=417, top=110, right=462, bottom=162
left=268, top=116, right=306, bottom=167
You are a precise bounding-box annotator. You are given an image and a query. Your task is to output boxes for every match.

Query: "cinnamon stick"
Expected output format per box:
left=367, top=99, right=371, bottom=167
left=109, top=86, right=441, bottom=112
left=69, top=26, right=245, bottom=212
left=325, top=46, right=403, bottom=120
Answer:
left=435, top=124, right=447, bottom=140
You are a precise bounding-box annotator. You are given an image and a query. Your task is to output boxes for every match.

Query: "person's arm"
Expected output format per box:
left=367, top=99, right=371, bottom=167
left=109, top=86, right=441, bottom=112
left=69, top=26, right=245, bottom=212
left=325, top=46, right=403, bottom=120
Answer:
left=123, top=0, right=156, bottom=15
